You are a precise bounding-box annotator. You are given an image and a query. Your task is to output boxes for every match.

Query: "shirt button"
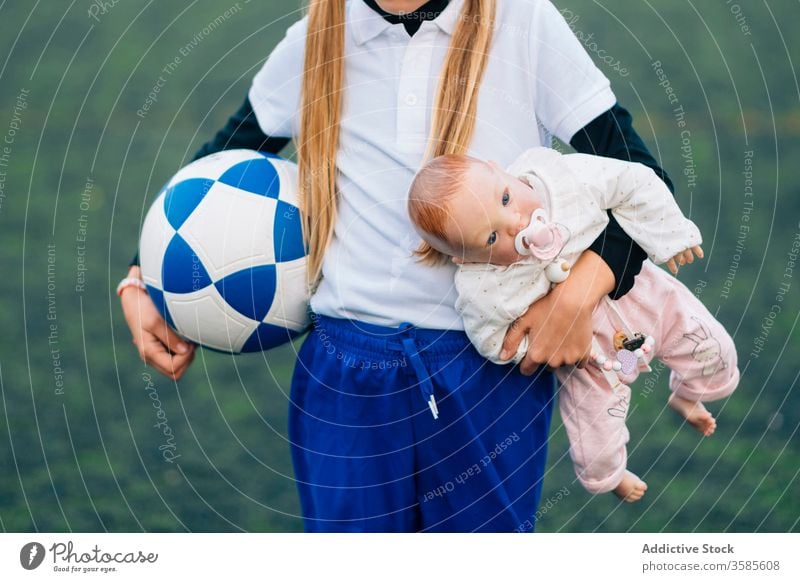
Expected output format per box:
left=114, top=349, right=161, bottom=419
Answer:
left=405, top=93, right=418, bottom=106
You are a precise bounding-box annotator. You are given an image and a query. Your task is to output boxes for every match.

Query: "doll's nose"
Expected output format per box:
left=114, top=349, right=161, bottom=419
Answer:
left=514, top=212, right=527, bottom=233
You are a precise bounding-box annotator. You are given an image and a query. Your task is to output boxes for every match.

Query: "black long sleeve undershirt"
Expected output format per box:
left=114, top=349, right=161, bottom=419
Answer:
left=191, top=98, right=291, bottom=162
left=570, top=103, right=675, bottom=298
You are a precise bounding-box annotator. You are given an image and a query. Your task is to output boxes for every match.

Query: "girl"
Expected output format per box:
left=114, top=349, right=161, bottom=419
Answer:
left=119, top=0, right=680, bottom=531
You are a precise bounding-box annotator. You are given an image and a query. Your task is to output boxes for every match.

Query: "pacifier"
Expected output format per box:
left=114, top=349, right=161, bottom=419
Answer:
left=515, top=208, right=563, bottom=261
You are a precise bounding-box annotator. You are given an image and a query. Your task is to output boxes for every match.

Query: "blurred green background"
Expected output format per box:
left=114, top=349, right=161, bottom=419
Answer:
left=0, top=0, right=797, bottom=532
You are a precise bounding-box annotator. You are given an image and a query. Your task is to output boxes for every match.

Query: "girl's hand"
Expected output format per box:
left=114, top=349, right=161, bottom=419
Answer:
left=500, top=250, right=615, bottom=375
left=666, top=245, right=704, bottom=275
left=120, top=266, right=195, bottom=380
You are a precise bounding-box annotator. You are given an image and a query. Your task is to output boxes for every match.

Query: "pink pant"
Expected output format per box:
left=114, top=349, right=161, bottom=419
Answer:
left=556, top=261, right=740, bottom=494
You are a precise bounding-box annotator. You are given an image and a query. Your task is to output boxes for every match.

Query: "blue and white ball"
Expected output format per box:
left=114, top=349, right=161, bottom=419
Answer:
left=138, top=149, right=310, bottom=353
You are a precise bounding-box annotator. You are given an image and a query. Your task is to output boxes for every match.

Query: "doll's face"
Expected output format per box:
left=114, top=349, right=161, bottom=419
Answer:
left=443, top=161, right=543, bottom=266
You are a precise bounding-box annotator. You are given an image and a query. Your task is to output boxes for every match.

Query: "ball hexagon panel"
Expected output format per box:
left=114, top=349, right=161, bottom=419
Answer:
left=214, top=264, right=277, bottom=322
left=264, top=259, right=311, bottom=330
left=177, top=181, right=278, bottom=282
left=165, top=285, right=260, bottom=353
left=162, top=234, right=213, bottom=294
left=163, top=178, right=214, bottom=230
left=218, top=157, right=281, bottom=198
left=273, top=200, right=306, bottom=263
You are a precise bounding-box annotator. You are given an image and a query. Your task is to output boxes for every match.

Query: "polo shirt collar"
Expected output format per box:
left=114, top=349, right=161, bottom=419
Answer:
left=351, top=0, right=392, bottom=46
left=350, top=0, right=463, bottom=46
left=431, top=0, right=462, bottom=36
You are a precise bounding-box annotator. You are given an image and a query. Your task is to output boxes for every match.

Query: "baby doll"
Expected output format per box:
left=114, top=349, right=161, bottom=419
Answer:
left=407, top=147, right=740, bottom=502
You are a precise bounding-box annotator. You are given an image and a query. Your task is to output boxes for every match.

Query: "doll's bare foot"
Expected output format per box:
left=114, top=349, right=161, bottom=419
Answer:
left=668, top=393, right=717, bottom=436
left=613, top=471, right=648, bottom=503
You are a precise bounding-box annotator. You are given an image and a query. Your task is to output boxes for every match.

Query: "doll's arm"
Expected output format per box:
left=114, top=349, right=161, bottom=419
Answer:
left=565, top=154, right=702, bottom=265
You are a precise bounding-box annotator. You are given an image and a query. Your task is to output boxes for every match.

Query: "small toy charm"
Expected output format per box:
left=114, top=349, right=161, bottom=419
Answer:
left=544, top=259, right=571, bottom=283
left=592, top=332, right=655, bottom=376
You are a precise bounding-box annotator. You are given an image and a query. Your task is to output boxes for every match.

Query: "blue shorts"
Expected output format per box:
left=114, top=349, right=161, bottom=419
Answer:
left=288, top=313, right=555, bottom=532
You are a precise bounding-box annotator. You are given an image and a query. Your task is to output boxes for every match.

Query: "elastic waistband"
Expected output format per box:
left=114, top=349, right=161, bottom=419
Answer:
left=308, top=313, right=472, bottom=361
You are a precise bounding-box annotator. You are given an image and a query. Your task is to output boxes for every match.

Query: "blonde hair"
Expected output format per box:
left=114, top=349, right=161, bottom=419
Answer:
left=407, top=154, right=482, bottom=265
left=298, top=0, right=496, bottom=285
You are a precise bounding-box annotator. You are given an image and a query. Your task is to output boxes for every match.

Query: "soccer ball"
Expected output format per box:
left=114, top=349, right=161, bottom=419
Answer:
left=138, top=149, right=310, bottom=354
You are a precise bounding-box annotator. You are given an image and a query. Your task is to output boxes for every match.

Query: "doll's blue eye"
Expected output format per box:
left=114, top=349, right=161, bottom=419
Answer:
left=502, top=191, right=510, bottom=205
left=487, top=232, right=497, bottom=246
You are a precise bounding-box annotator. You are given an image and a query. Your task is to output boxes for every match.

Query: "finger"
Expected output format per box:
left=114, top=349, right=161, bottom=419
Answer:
left=140, top=336, right=187, bottom=379
left=520, top=362, right=540, bottom=376
left=171, top=347, right=196, bottom=380
left=165, top=343, right=196, bottom=379
left=501, top=318, right=527, bottom=361
left=519, top=351, right=542, bottom=376
left=683, top=248, right=694, bottom=264
left=677, top=252, right=686, bottom=266
left=139, top=334, right=194, bottom=380
left=667, top=258, right=678, bottom=274
left=694, top=245, right=704, bottom=259
left=170, top=344, right=196, bottom=371
left=150, top=320, right=191, bottom=355
left=547, top=356, right=568, bottom=369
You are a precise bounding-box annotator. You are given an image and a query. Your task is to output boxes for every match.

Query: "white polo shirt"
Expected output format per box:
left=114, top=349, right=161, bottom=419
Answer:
left=249, top=0, right=616, bottom=329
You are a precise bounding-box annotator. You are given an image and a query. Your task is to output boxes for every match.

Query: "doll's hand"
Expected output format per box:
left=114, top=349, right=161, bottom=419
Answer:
left=500, top=250, right=614, bottom=375
left=666, top=245, right=704, bottom=275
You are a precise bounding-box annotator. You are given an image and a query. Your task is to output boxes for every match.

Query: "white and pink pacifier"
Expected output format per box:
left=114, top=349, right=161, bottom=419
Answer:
left=515, top=209, right=559, bottom=258
left=515, top=209, right=571, bottom=282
